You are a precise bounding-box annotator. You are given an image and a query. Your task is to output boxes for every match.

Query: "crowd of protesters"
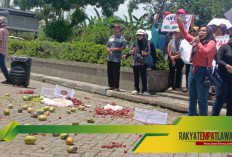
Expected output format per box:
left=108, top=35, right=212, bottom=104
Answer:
left=1, top=10, right=231, bottom=116
left=105, top=8, right=232, bottom=116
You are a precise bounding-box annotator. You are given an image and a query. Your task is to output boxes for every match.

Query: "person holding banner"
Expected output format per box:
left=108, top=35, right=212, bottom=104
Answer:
left=211, top=32, right=232, bottom=116
left=177, top=17, right=217, bottom=116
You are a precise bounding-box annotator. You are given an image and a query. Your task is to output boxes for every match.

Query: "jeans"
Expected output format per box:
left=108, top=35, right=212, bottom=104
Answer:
left=211, top=80, right=232, bottom=116
left=133, top=65, right=147, bottom=93
left=188, top=65, right=210, bottom=116
left=0, top=54, right=9, bottom=80
left=107, top=61, right=120, bottom=89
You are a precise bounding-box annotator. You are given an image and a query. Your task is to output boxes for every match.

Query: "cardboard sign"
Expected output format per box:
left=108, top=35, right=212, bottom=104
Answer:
left=215, top=35, right=230, bottom=50
left=161, top=14, right=192, bottom=32
left=54, top=85, right=74, bottom=98
left=133, top=108, right=168, bottom=124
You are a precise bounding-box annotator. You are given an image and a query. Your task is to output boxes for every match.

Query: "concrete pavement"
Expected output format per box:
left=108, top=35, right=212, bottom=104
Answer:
left=30, top=73, right=226, bottom=116
left=0, top=74, right=229, bottom=157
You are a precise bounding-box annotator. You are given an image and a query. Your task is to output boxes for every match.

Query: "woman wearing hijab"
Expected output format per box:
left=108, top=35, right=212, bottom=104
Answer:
left=215, top=24, right=227, bottom=36
left=123, top=29, right=150, bottom=96
left=177, top=17, right=217, bottom=116
left=211, top=32, right=232, bottom=116
left=167, top=28, right=184, bottom=91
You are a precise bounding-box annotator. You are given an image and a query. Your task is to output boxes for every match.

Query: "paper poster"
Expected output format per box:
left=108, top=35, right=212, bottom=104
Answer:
left=215, top=35, right=230, bottom=50
left=161, top=14, right=192, bottom=32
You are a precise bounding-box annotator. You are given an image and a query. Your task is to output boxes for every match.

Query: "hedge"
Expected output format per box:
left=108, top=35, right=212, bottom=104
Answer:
left=8, top=38, right=169, bottom=71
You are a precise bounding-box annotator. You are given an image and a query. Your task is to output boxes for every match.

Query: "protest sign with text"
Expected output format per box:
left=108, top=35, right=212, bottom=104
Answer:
left=161, top=14, right=192, bottom=32
left=215, top=35, right=229, bottom=50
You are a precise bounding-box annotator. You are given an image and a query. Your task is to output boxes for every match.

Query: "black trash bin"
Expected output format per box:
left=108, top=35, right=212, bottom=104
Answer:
left=9, top=56, right=32, bottom=87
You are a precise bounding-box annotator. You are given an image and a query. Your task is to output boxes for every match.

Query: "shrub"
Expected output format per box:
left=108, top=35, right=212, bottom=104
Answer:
left=8, top=39, right=169, bottom=71
left=8, top=38, right=26, bottom=54
left=155, top=49, right=169, bottom=71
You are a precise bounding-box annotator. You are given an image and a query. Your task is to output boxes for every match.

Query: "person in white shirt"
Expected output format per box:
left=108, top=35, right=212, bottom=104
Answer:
left=180, top=27, right=199, bottom=92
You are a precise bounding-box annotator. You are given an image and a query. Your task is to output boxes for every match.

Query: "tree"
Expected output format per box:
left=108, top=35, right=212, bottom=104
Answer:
left=13, top=0, right=126, bottom=22
left=13, top=0, right=125, bottom=42
left=128, top=0, right=232, bottom=26
left=128, top=0, right=178, bottom=23
left=174, top=0, right=232, bottom=26
left=43, top=19, right=74, bottom=43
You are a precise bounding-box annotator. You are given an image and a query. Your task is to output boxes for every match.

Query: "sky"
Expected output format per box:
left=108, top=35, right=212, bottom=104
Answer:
left=2, top=0, right=146, bottom=21
left=85, top=0, right=146, bottom=20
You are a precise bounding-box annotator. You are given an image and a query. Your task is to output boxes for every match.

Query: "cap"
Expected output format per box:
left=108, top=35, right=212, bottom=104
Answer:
left=111, top=24, right=121, bottom=28
left=135, top=29, right=145, bottom=35
left=0, top=16, right=8, bottom=27
left=163, top=11, right=171, bottom=16
left=176, top=8, right=186, bottom=14
left=173, top=28, right=180, bottom=33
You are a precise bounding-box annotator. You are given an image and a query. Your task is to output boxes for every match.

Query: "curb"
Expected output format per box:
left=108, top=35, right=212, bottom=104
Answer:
left=30, top=73, right=226, bottom=116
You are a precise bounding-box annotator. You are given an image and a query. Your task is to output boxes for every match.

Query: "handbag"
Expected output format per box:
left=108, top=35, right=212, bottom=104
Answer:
left=204, top=58, right=223, bottom=87
left=147, top=55, right=155, bottom=68
left=135, top=52, right=145, bottom=64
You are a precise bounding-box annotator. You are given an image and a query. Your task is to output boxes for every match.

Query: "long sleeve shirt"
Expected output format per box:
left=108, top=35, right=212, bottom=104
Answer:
left=178, top=24, right=217, bottom=67
left=217, top=42, right=232, bottom=83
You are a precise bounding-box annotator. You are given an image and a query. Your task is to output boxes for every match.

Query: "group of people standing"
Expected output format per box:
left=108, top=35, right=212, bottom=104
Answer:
left=106, top=24, right=156, bottom=96
left=169, top=12, right=232, bottom=116
left=105, top=9, right=232, bottom=117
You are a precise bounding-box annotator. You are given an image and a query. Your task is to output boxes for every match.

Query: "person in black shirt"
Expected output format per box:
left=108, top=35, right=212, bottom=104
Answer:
left=211, top=32, right=232, bottom=116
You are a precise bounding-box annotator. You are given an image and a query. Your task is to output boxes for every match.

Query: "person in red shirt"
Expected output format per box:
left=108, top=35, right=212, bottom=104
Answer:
left=0, top=16, right=11, bottom=84
left=177, top=17, right=217, bottom=116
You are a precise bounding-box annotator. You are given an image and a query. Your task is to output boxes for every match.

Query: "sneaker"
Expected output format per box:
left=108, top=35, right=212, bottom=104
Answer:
left=132, top=90, right=139, bottom=95
left=142, top=92, right=149, bottom=96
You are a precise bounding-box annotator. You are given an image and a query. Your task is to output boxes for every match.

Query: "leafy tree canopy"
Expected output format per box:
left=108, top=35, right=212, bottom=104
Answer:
left=13, top=0, right=126, bottom=21
left=13, top=0, right=125, bottom=42
left=128, top=0, right=232, bottom=26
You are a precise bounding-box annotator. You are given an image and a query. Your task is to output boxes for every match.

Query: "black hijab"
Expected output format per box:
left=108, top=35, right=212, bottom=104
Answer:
left=190, top=25, right=216, bottom=63
left=136, top=37, right=148, bottom=53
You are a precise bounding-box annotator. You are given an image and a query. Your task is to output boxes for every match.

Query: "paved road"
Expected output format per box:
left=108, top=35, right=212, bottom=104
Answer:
left=0, top=75, right=229, bottom=157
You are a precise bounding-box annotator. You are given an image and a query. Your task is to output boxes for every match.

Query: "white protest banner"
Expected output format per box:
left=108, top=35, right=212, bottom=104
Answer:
left=215, top=35, right=229, bottom=50
left=133, top=108, right=168, bottom=124
left=161, top=14, right=192, bottom=32
left=54, top=85, right=75, bottom=98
